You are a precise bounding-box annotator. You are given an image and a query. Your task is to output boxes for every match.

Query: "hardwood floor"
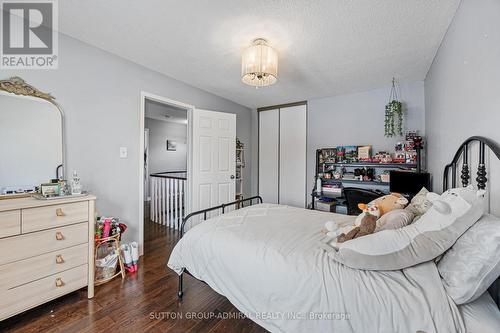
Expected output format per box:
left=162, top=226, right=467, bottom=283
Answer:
left=0, top=219, right=267, bottom=333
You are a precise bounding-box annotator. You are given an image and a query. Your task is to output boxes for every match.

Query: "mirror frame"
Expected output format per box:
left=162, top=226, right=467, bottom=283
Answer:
left=0, top=76, right=66, bottom=199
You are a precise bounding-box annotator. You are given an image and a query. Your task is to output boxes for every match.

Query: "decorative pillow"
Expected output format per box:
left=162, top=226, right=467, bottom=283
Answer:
left=438, top=214, right=500, bottom=304
left=405, top=187, right=432, bottom=222
left=319, top=186, right=485, bottom=270
left=375, top=209, right=414, bottom=232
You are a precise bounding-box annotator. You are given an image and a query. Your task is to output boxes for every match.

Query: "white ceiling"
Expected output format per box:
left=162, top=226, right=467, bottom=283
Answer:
left=145, top=100, right=187, bottom=125
left=59, top=0, right=460, bottom=108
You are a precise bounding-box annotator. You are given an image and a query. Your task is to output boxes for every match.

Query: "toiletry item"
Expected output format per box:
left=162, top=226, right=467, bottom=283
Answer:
left=130, top=242, right=139, bottom=271
left=70, top=170, right=82, bottom=195
left=120, top=244, right=134, bottom=273
left=102, top=218, right=112, bottom=238
left=315, top=177, right=322, bottom=195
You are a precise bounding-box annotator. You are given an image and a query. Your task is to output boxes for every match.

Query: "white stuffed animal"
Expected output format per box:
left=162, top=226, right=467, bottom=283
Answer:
left=425, top=184, right=486, bottom=215
left=323, top=221, right=355, bottom=239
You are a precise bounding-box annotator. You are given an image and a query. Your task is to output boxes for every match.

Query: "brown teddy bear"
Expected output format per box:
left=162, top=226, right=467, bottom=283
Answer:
left=337, top=193, right=409, bottom=243
left=337, top=211, right=378, bottom=243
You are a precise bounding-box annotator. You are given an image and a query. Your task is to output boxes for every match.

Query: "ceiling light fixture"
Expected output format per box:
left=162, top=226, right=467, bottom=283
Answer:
left=241, top=38, right=278, bottom=87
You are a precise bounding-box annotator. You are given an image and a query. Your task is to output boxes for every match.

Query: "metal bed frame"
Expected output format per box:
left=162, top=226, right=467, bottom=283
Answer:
left=175, top=136, right=500, bottom=306
left=442, top=136, right=500, bottom=307
left=177, top=195, right=263, bottom=298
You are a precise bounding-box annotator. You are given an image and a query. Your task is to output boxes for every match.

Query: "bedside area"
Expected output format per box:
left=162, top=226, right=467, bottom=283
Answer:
left=0, top=195, right=96, bottom=321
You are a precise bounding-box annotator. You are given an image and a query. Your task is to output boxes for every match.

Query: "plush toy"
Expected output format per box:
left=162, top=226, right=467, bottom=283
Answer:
left=337, top=210, right=378, bottom=243
left=339, top=193, right=409, bottom=243
left=370, top=192, right=408, bottom=216
left=354, top=202, right=381, bottom=226
left=426, top=185, right=486, bottom=214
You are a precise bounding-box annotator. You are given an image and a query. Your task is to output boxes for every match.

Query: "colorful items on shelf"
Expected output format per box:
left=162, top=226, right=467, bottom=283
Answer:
left=336, top=146, right=358, bottom=163
left=317, top=133, right=424, bottom=166
left=95, top=216, right=127, bottom=240
left=394, top=131, right=424, bottom=164
left=372, top=151, right=393, bottom=164
left=357, top=146, right=372, bottom=161
left=354, top=167, right=375, bottom=181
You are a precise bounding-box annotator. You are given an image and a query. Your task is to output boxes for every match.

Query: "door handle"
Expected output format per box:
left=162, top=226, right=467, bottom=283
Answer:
left=230, top=175, right=235, bottom=179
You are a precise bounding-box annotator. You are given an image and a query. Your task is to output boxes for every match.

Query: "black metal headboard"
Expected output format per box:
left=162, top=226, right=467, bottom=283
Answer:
left=443, top=136, right=500, bottom=191
left=443, top=136, right=500, bottom=307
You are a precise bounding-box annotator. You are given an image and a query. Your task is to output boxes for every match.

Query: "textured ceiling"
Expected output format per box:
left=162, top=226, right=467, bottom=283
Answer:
left=58, top=0, right=460, bottom=108
left=145, top=100, right=187, bottom=125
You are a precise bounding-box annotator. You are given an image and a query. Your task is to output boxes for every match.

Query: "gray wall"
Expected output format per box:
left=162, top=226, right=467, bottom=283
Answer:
left=425, top=0, right=500, bottom=194
left=0, top=33, right=252, bottom=245
left=145, top=118, right=187, bottom=174
left=306, top=81, right=425, bottom=204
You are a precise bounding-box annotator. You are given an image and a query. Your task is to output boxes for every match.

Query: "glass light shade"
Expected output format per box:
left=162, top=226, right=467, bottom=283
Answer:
left=241, top=38, right=278, bottom=87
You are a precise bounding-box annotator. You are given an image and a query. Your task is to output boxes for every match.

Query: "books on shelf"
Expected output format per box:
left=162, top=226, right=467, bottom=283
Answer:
left=322, top=184, right=342, bottom=196
left=315, top=199, right=336, bottom=212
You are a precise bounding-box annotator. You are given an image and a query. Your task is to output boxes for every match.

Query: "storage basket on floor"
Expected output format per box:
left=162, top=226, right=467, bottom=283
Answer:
left=94, top=233, right=125, bottom=285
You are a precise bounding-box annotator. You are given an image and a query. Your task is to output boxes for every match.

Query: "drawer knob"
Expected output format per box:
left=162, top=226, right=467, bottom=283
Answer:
left=55, top=232, right=64, bottom=240
left=55, top=254, right=65, bottom=264
left=56, top=208, right=65, bottom=217
left=55, top=278, right=65, bottom=287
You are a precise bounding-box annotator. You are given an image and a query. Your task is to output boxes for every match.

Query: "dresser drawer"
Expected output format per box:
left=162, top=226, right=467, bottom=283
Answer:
left=22, top=201, right=89, bottom=233
left=0, top=243, right=88, bottom=290
left=0, top=210, right=21, bottom=238
left=0, top=222, right=88, bottom=266
left=0, top=264, right=88, bottom=321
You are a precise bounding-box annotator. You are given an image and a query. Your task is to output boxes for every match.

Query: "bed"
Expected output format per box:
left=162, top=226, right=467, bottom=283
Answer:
left=168, top=136, right=500, bottom=333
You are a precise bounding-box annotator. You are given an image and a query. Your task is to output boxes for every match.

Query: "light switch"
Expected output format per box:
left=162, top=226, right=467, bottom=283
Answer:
left=120, top=147, right=128, bottom=158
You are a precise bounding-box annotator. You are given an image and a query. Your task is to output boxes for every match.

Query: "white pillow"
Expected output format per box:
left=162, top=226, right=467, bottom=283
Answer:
left=320, top=186, right=485, bottom=270
left=438, top=214, right=500, bottom=304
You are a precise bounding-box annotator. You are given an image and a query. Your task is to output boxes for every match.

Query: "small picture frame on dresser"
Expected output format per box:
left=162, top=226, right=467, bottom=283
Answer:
left=40, top=183, right=60, bottom=197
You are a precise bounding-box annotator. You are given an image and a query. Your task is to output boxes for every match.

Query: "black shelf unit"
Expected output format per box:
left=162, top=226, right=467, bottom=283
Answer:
left=322, top=178, right=390, bottom=186
left=312, top=147, right=422, bottom=214
left=321, top=162, right=417, bottom=169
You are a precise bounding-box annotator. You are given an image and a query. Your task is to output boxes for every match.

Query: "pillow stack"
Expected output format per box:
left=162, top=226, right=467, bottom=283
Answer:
left=405, top=187, right=433, bottom=222
left=321, top=186, right=485, bottom=270
left=438, top=214, right=500, bottom=304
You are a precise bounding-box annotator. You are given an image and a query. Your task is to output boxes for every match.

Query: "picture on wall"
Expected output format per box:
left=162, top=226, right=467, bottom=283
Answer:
left=166, top=140, right=177, bottom=151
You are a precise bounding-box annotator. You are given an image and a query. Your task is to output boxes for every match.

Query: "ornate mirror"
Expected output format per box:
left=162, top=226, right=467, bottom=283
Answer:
left=0, top=77, right=65, bottom=198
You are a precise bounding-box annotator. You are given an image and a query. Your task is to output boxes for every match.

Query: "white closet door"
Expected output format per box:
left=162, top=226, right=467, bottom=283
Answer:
left=258, top=109, right=279, bottom=204
left=279, top=105, right=307, bottom=208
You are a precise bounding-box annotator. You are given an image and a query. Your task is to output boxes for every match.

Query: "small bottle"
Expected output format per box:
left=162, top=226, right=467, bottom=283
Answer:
left=103, top=218, right=112, bottom=238
left=316, top=176, right=322, bottom=195
left=71, top=170, right=82, bottom=195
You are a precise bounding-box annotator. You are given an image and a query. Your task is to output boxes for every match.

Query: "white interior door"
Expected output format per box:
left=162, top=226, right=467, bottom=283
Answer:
left=279, top=105, right=307, bottom=208
left=192, top=109, right=236, bottom=214
left=258, top=109, right=279, bottom=203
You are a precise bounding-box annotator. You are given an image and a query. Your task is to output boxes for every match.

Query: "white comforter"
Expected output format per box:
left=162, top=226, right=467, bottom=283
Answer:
left=168, top=204, right=465, bottom=333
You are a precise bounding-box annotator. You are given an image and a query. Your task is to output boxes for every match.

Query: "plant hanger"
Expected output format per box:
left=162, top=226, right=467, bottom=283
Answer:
left=384, top=77, right=403, bottom=137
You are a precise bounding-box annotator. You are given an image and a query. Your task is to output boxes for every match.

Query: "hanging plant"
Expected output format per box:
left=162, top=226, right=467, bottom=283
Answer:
left=384, top=78, right=404, bottom=137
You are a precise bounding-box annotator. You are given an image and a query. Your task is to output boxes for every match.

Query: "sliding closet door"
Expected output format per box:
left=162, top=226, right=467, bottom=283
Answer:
left=258, top=109, right=279, bottom=203
left=279, top=105, right=307, bottom=208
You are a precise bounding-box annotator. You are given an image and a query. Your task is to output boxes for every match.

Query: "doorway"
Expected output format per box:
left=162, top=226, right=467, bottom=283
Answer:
left=139, top=92, right=194, bottom=255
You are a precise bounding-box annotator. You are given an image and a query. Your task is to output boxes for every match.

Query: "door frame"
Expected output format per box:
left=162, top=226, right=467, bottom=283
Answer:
left=139, top=91, right=194, bottom=255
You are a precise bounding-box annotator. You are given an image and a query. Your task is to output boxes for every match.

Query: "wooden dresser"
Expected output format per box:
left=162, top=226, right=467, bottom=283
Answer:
left=0, top=195, right=96, bottom=321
